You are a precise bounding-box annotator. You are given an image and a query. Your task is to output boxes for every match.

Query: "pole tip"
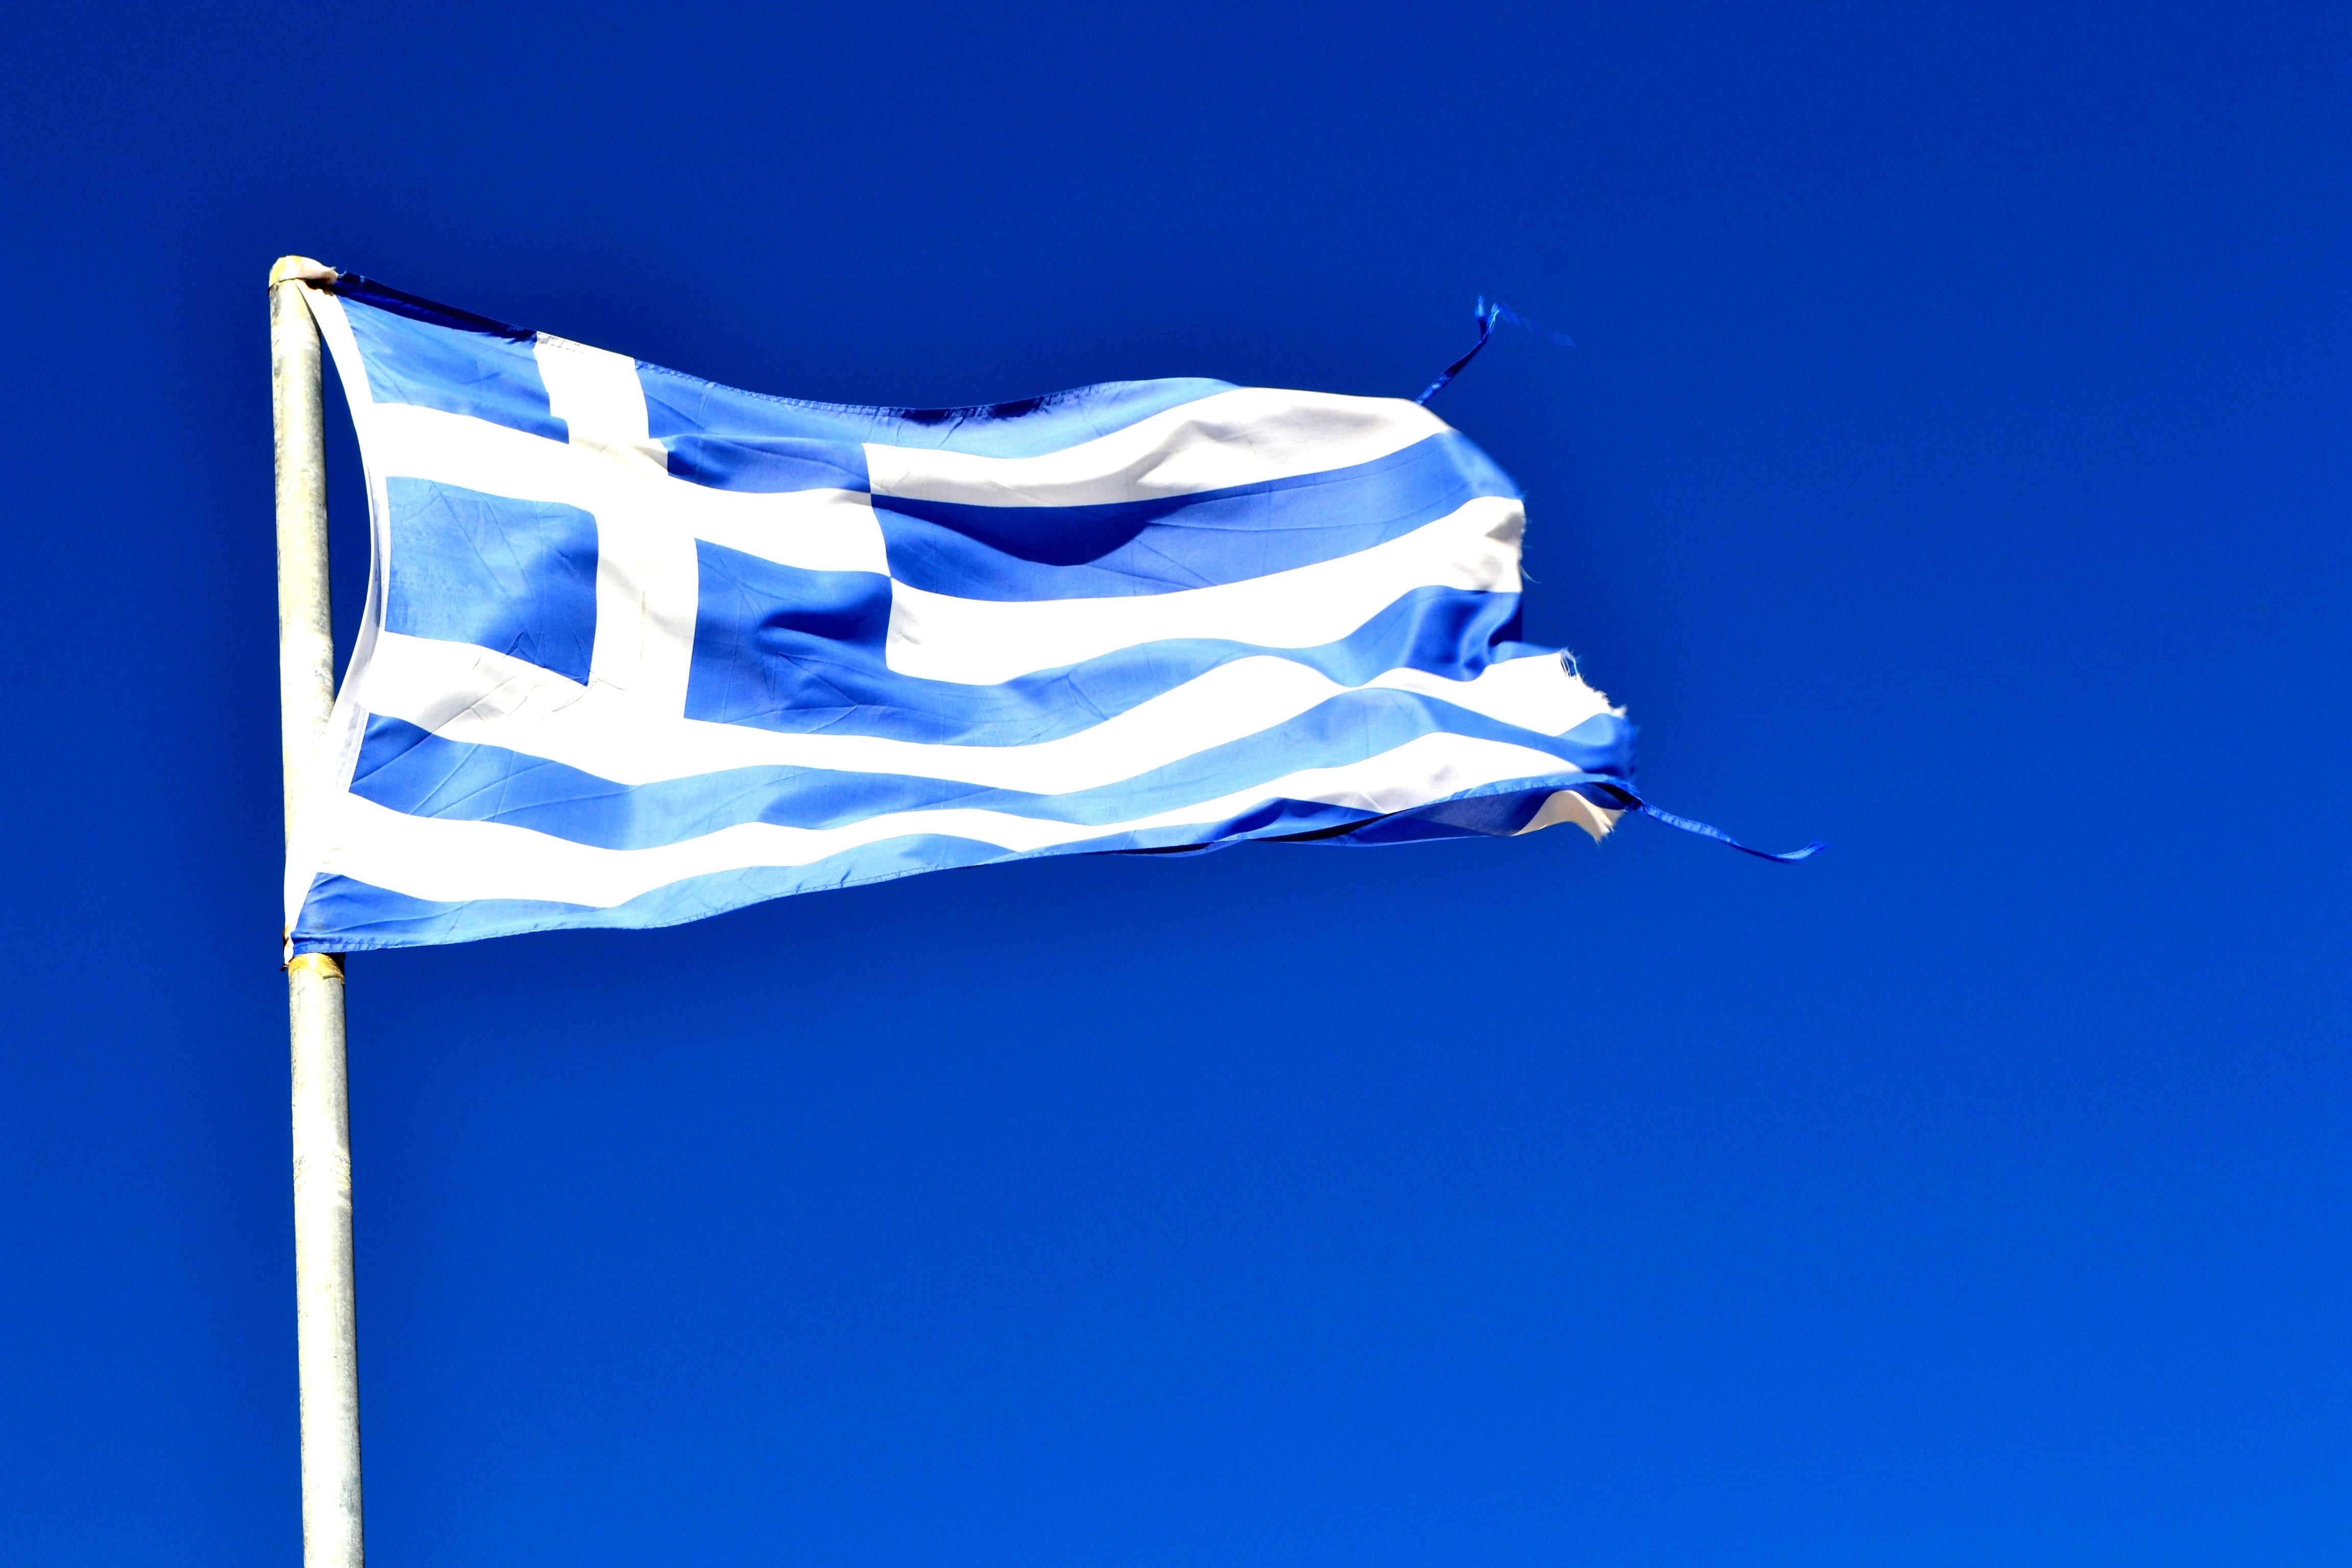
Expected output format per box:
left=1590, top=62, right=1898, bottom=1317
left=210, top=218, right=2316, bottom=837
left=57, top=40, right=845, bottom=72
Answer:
left=270, top=255, right=337, bottom=289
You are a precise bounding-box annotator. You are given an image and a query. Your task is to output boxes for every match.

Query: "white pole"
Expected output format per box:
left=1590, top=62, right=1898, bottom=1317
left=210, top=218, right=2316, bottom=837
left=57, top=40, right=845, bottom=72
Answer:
left=271, top=254, right=365, bottom=1568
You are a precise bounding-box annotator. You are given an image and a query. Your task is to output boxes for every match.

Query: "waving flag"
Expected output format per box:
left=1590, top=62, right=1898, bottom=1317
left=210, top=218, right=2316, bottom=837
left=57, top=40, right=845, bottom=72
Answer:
left=284, top=275, right=1665, bottom=952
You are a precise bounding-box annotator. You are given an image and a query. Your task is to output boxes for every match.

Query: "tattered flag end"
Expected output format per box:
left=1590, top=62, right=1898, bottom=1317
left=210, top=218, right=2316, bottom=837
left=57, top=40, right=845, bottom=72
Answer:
left=1638, top=803, right=1826, bottom=863
left=1416, top=297, right=1576, bottom=403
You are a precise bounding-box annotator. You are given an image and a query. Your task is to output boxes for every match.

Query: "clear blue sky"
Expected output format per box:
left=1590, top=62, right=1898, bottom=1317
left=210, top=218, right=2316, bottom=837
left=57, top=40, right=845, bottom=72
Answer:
left=3, top=4, right=2346, bottom=1563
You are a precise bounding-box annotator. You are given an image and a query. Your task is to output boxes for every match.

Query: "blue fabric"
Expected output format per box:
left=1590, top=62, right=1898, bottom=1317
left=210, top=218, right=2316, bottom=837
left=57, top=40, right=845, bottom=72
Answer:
left=873, top=432, right=1517, bottom=600
left=1637, top=803, right=1826, bottom=863
left=662, top=434, right=870, bottom=494
left=340, top=293, right=567, bottom=443
left=1415, top=301, right=1499, bottom=404
left=1415, top=298, right=1575, bottom=404
left=384, top=477, right=600, bottom=684
left=641, top=362, right=1236, bottom=460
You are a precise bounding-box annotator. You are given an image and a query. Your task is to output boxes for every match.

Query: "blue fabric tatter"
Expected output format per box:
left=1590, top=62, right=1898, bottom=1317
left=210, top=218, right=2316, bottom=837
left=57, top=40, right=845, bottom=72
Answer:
left=1415, top=297, right=1577, bottom=404
left=1638, top=802, right=1825, bottom=863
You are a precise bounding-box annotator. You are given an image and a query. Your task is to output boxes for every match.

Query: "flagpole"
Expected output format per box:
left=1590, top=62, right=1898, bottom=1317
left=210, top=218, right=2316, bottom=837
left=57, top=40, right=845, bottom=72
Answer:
left=271, top=254, right=365, bottom=1568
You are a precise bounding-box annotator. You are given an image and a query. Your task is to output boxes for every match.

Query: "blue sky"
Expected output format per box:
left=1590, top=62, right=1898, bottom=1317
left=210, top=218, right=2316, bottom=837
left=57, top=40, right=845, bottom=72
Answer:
left=2, top=4, right=2346, bottom=1563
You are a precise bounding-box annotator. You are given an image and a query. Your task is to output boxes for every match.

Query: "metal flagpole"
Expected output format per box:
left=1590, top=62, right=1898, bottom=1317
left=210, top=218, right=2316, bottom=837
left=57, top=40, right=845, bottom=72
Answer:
left=271, top=254, right=365, bottom=1568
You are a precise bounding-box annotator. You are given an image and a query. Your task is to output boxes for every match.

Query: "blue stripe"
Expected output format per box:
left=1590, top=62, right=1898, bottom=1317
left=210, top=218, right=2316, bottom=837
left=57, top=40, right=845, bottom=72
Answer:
left=687, top=548, right=1529, bottom=745
left=663, top=434, right=870, bottom=494
left=385, top=477, right=599, bottom=683
left=347, top=704, right=1633, bottom=850
left=339, top=295, right=567, bottom=443
left=641, top=365, right=1235, bottom=459
left=1637, top=803, right=1827, bottom=863
left=292, top=772, right=1590, bottom=953
left=874, top=432, right=1516, bottom=601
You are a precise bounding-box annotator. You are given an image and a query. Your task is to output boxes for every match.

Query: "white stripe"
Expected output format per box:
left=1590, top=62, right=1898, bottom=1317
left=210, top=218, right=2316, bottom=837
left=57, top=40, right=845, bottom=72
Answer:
left=311, top=731, right=1586, bottom=908
left=862, top=387, right=1450, bottom=507
left=885, top=494, right=1524, bottom=685
left=357, top=630, right=1614, bottom=793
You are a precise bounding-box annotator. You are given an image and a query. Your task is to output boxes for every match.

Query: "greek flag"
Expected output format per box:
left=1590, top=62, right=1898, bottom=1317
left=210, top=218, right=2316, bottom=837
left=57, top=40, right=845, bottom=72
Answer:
left=285, top=275, right=1663, bottom=953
